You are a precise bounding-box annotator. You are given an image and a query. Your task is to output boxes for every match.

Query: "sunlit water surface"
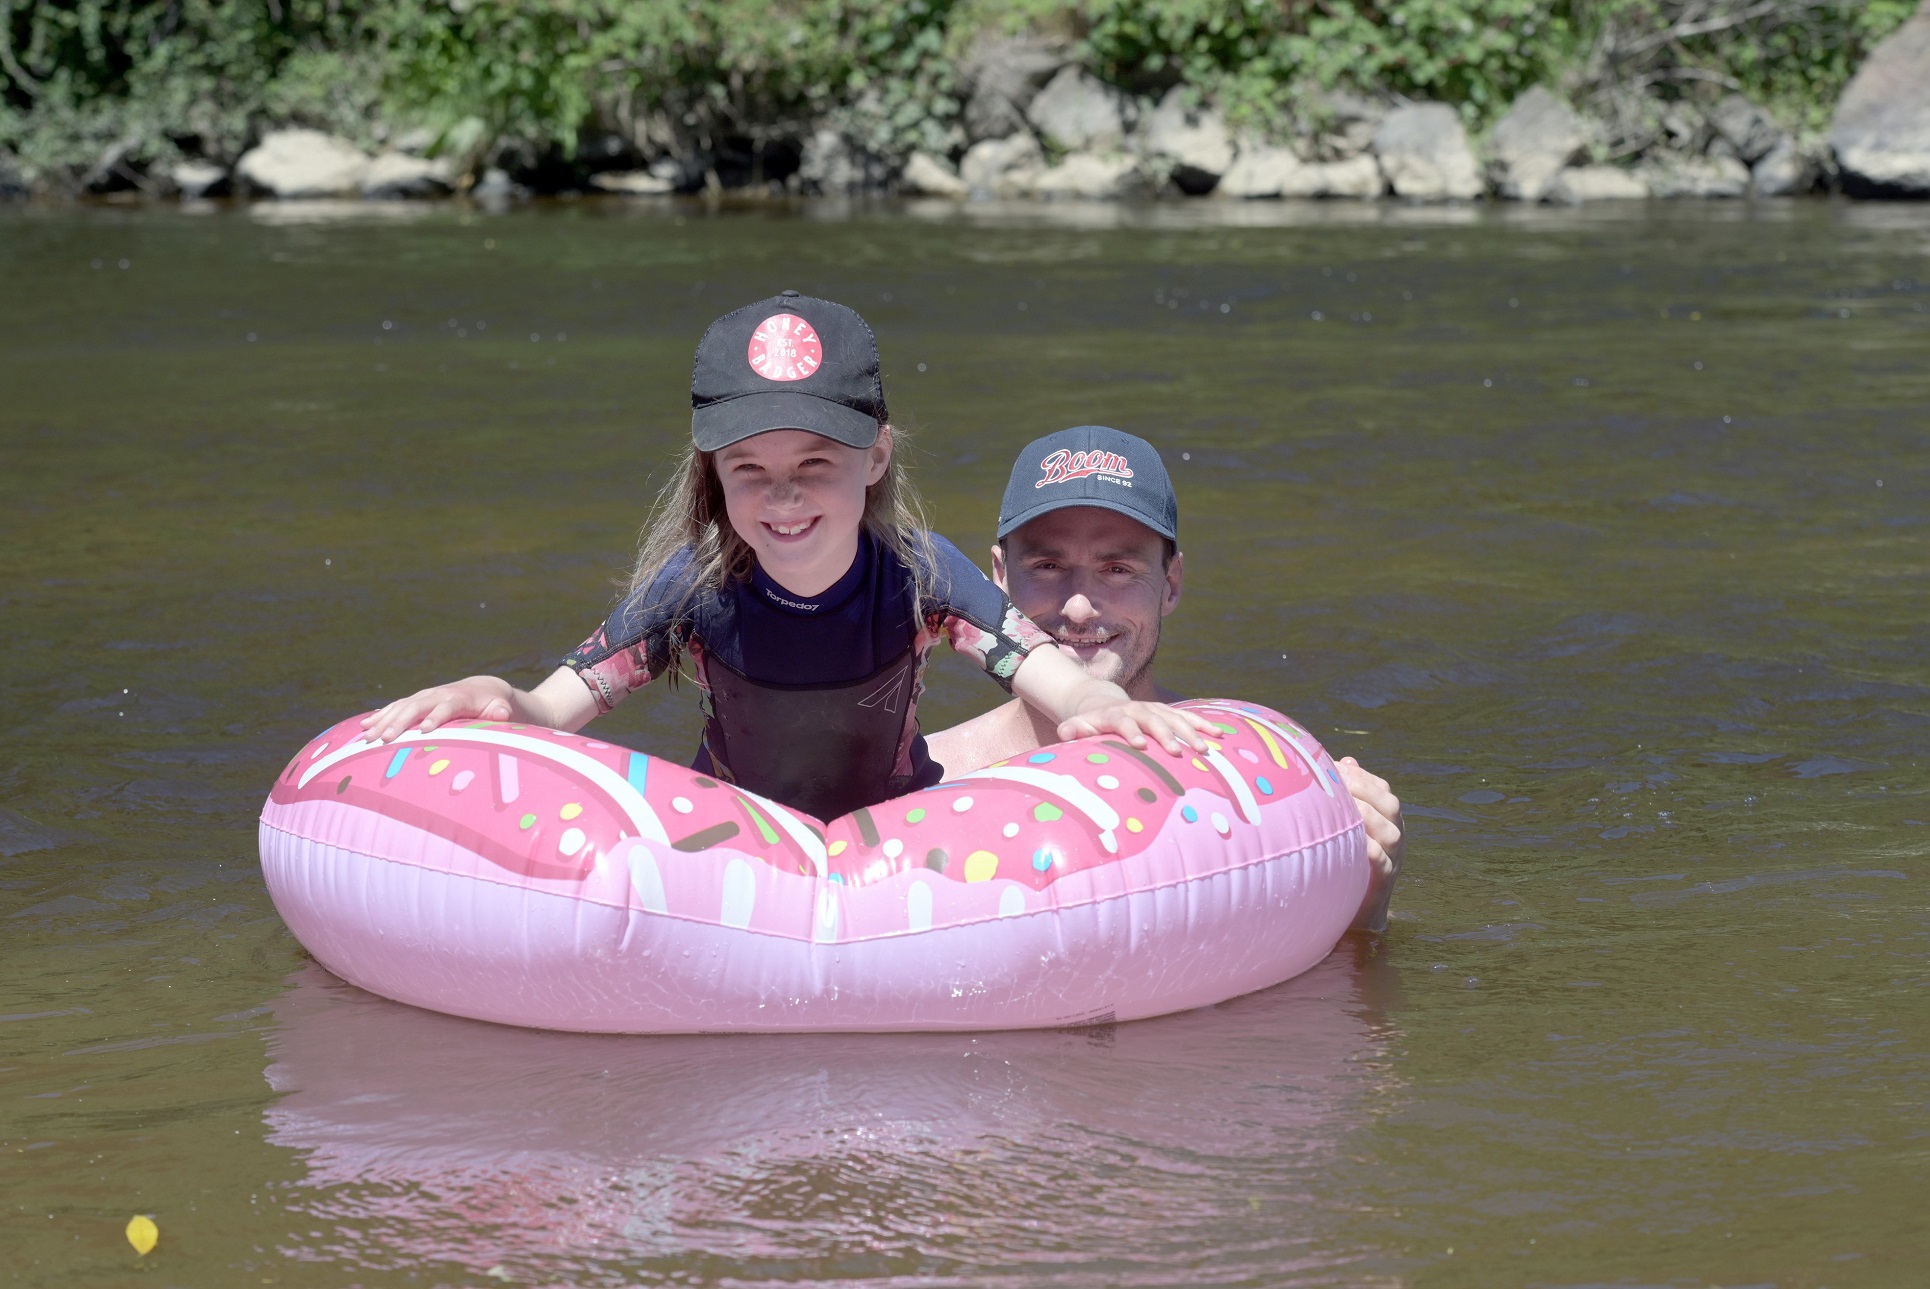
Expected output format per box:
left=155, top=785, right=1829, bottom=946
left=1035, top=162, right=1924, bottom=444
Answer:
left=2, top=198, right=1927, bottom=1287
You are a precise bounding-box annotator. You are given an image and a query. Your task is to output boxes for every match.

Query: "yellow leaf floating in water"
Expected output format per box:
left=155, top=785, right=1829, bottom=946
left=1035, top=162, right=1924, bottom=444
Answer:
left=125, top=1214, right=158, bottom=1255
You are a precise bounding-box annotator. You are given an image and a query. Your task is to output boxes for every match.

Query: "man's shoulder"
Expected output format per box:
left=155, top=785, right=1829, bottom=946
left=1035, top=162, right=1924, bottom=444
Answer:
left=926, top=699, right=1044, bottom=777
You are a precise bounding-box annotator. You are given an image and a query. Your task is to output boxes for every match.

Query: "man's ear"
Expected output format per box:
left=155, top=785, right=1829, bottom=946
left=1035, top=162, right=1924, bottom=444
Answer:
left=989, top=542, right=1010, bottom=592
left=1161, top=550, right=1184, bottom=618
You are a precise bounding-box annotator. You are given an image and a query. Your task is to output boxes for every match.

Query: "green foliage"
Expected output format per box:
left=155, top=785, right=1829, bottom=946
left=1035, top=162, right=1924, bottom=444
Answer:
left=0, top=0, right=1918, bottom=186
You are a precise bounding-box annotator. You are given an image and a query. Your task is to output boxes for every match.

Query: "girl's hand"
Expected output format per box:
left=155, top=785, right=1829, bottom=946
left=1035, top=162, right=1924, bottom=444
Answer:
left=1055, top=699, right=1217, bottom=756
left=359, top=676, right=515, bottom=744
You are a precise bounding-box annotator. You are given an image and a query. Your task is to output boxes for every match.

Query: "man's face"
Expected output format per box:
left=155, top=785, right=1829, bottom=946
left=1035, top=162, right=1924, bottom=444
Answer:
left=993, top=507, right=1182, bottom=697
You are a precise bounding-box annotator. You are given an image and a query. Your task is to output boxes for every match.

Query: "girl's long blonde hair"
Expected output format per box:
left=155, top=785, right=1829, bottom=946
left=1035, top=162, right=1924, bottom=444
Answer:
left=627, top=424, right=938, bottom=678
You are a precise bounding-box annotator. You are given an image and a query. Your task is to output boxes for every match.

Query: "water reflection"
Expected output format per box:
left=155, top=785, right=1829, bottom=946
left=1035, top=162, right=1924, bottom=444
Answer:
left=263, top=940, right=1402, bottom=1283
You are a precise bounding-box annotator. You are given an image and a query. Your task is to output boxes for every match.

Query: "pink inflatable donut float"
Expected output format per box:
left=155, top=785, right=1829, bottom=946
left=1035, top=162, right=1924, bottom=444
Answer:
left=258, top=700, right=1367, bottom=1033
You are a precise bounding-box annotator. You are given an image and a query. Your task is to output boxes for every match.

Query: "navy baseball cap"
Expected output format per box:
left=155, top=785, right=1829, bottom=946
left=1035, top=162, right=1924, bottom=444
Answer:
left=997, top=426, right=1178, bottom=542
left=690, top=291, right=886, bottom=451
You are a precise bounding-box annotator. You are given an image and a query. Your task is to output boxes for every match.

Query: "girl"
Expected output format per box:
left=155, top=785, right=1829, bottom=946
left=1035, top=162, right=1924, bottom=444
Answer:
left=362, top=292, right=1211, bottom=822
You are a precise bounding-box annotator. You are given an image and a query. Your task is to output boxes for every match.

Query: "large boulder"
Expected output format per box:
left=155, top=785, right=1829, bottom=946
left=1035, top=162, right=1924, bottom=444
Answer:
left=1487, top=87, right=1587, bottom=201
left=1026, top=67, right=1132, bottom=152
left=1218, top=147, right=1382, bottom=199
left=236, top=129, right=371, bottom=198
left=900, top=151, right=968, bottom=198
left=1709, top=94, right=1784, bottom=164
left=960, top=35, right=1066, bottom=142
left=1141, top=87, right=1234, bottom=194
left=797, top=127, right=892, bottom=195
left=362, top=152, right=455, bottom=198
left=588, top=170, right=675, bottom=196
left=960, top=133, right=1045, bottom=196
left=1374, top=104, right=1482, bottom=199
left=1829, top=6, right=1930, bottom=196
left=1751, top=138, right=1815, bottom=196
left=1546, top=166, right=1648, bottom=204
left=1310, top=88, right=1386, bottom=160
left=1644, top=154, right=1750, bottom=198
left=1027, top=151, right=1146, bottom=199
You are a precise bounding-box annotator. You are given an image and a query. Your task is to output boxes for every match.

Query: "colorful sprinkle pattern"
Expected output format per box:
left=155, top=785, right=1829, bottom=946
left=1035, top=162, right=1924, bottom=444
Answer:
left=263, top=700, right=1350, bottom=946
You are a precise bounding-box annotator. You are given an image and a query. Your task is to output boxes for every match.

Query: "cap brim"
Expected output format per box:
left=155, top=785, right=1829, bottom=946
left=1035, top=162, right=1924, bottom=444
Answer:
left=693, top=390, right=880, bottom=451
left=997, top=494, right=1177, bottom=543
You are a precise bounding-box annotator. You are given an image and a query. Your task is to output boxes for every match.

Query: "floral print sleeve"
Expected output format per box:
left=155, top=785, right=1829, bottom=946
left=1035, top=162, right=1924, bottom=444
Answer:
left=921, top=535, right=1053, bottom=692
left=561, top=550, right=699, bottom=715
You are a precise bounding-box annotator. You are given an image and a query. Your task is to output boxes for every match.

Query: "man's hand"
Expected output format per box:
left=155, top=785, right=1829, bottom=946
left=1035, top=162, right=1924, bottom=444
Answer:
left=1337, top=756, right=1404, bottom=933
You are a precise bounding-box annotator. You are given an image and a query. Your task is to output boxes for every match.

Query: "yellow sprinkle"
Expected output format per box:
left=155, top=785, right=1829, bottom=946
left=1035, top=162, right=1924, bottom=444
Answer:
left=1191, top=758, right=1209, bottom=772
left=559, top=802, right=582, bottom=820
left=828, top=839, right=848, bottom=857
left=1126, top=817, right=1143, bottom=833
left=1204, top=739, right=1221, bottom=751
left=427, top=758, right=450, bottom=775
left=963, top=850, right=999, bottom=882
left=1246, top=719, right=1290, bottom=769
left=126, top=1215, right=158, bottom=1256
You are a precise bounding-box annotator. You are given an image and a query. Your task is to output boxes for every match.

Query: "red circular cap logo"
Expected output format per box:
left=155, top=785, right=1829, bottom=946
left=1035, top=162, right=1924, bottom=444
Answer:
left=747, top=313, right=823, bottom=382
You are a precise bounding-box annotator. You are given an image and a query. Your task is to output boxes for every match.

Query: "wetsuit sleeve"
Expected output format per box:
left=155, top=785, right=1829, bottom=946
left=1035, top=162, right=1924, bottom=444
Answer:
left=560, top=552, right=698, bottom=714
left=921, top=534, right=1054, bottom=692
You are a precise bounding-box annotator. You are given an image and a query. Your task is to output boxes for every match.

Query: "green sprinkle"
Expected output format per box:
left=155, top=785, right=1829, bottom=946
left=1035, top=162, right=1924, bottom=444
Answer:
left=905, top=807, right=927, bottom=824
left=519, top=813, right=536, bottom=830
left=1033, top=803, right=1064, bottom=822
left=1086, top=752, right=1110, bottom=764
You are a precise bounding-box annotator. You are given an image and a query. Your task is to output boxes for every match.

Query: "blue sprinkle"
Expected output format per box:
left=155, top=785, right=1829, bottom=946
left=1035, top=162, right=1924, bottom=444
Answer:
left=626, top=752, right=650, bottom=794
left=384, top=748, right=410, bottom=779
left=1032, top=847, right=1054, bottom=871
left=1181, top=805, right=1199, bottom=823
left=1256, top=776, right=1273, bottom=795
left=1027, top=751, right=1056, bottom=764
left=828, top=873, right=845, bottom=885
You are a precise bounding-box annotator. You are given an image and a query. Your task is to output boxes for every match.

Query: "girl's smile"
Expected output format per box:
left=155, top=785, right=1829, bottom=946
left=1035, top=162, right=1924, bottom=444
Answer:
left=716, top=427, right=891, bottom=597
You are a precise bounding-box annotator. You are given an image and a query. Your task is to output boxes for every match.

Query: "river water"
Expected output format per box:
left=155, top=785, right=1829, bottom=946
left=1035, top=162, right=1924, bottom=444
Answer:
left=2, top=197, right=1926, bottom=1287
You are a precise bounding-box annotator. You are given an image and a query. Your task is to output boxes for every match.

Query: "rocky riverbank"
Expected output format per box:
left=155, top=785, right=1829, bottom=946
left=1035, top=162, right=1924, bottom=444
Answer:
left=4, top=6, right=1928, bottom=207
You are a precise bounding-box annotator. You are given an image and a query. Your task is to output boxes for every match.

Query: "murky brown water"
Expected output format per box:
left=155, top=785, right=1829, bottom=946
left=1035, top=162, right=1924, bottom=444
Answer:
left=3, top=197, right=1927, bottom=1287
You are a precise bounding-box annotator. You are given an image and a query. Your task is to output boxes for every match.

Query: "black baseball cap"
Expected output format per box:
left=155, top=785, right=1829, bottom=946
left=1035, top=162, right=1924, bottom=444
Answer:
left=690, top=291, right=887, bottom=451
left=997, top=426, right=1178, bottom=542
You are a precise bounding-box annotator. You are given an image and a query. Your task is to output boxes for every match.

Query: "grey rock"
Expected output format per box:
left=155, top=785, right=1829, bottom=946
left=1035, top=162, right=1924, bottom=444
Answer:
left=169, top=159, right=229, bottom=199
left=1828, top=7, right=1930, bottom=196
left=471, top=167, right=523, bottom=203
left=1374, top=103, right=1482, bottom=200
left=1027, top=152, right=1147, bottom=199
left=1141, top=87, right=1234, bottom=193
left=361, top=152, right=455, bottom=198
left=1488, top=87, right=1587, bottom=201
left=1751, top=137, right=1814, bottom=196
left=588, top=170, right=676, bottom=196
left=1287, top=155, right=1384, bottom=199
left=1026, top=67, right=1132, bottom=152
left=1710, top=94, right=1784, bottom=164
left=0, top=151, right=26, bottom=200
left=236, top=129, right=371, bottom=198
left=798, top=127, right=892, bottom=195
left=960, top=133, right=1045, bottom=197
left=1309, top=88, right=1386, bottom=160
left=1644, top=154, right=1750, bottom=199
left=1217, top=144, right=1307, bottom=198
left=961, top=35, right=1066, bottom=142
left=1545, top=166, right=1649, bottom=204
left=901, top=151, right=968, bottom=198
left=390, top=126, right=440, bottom=157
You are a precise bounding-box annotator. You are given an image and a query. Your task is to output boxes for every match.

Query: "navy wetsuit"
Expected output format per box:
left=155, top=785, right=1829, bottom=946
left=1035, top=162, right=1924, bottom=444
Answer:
left=563, top=532, right=1051, bottom=821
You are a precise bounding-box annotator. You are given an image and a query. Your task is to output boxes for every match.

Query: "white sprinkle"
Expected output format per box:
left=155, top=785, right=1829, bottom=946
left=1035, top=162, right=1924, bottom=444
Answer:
left=672, top=797, right=694, bottom=814
left=1002, top=822, right=1020, bottom=838
left=883, top=838, right=903, bottom=859
left=952, top=796, right=973, bottom=813
left=1096, top=774, right=1119, bottom=790
left=558, top=827, right=586, bottom=854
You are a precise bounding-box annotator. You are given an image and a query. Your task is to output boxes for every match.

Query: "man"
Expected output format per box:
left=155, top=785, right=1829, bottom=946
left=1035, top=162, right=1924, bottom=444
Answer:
left=928, top=426, right=1405, bottom=932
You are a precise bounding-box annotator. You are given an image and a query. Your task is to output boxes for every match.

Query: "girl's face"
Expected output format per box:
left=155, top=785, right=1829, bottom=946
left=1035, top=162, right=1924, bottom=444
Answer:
left=715, top=427, right=891, bottom=596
